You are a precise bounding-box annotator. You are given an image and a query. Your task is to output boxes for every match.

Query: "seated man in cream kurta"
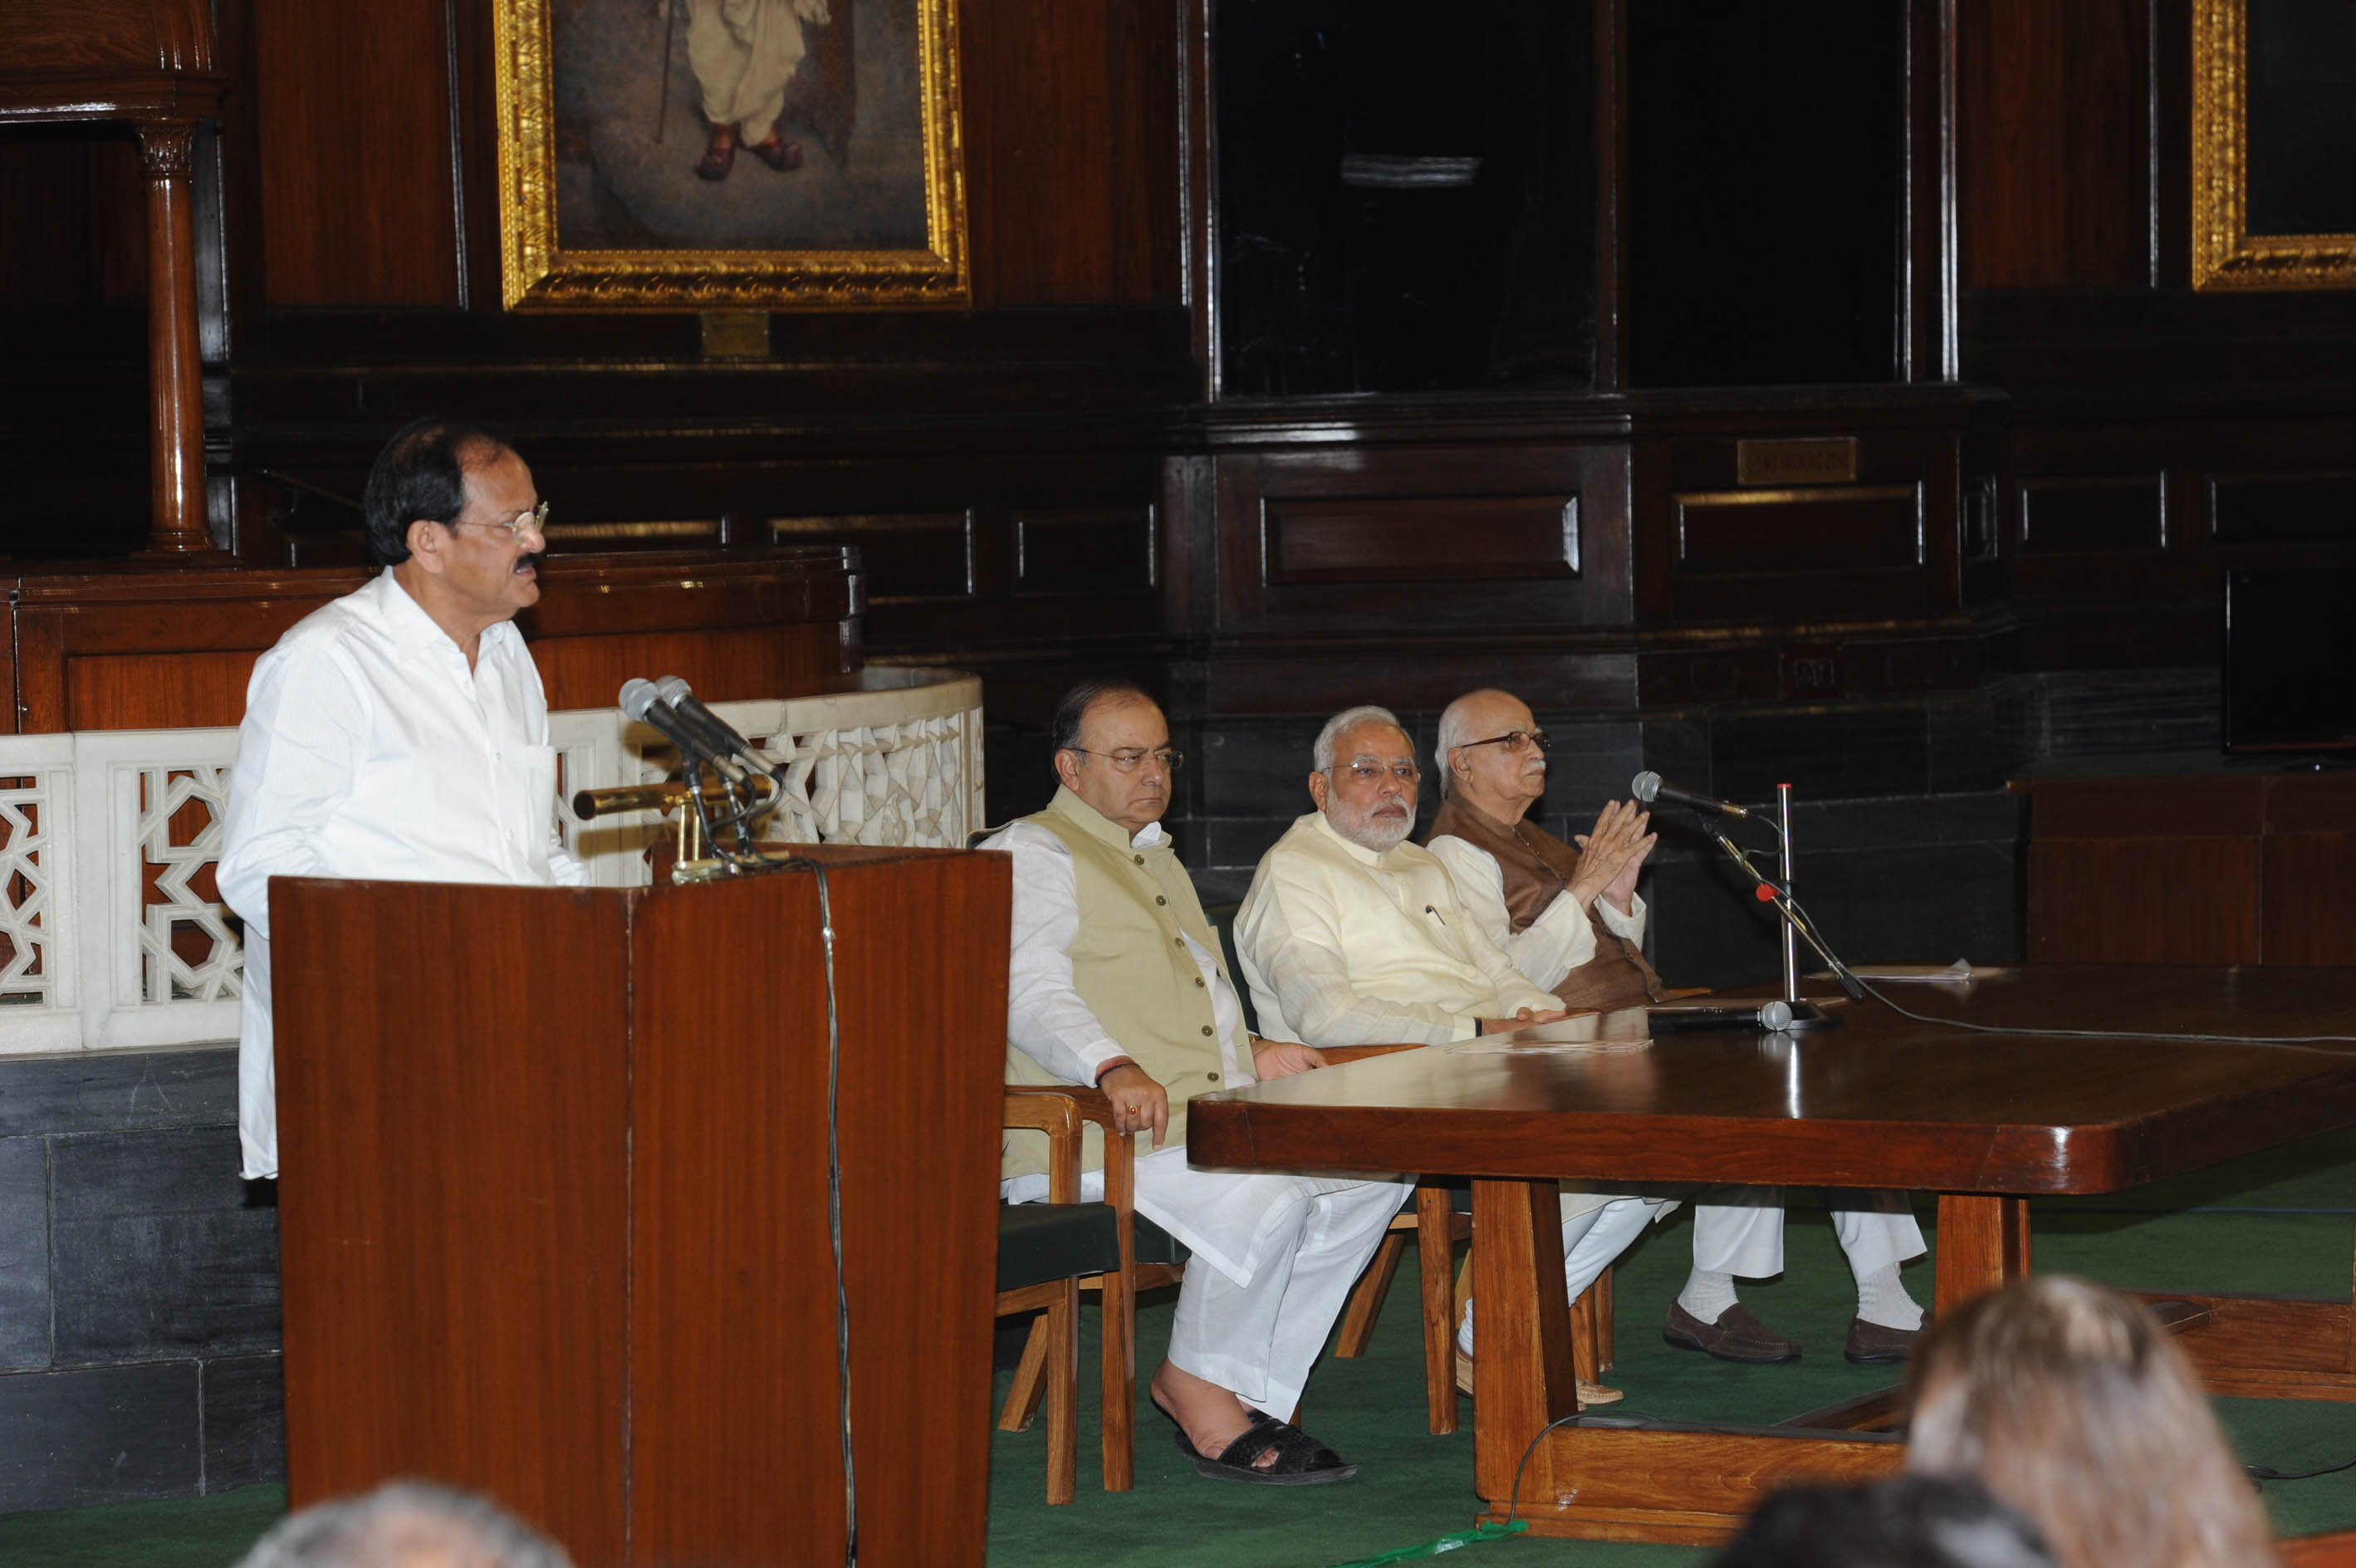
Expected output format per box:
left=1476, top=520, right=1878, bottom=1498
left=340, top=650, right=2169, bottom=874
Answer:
left=1232, top=704, right=1670, bottom=1407
left=1423, top=688, right=1929, bottom=1368
left=986, top=679, right=1409, bottom=1486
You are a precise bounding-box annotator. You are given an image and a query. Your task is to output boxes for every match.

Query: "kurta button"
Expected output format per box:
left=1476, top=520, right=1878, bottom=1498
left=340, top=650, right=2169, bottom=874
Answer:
left=1207, top=1071, right=1220, bottom=1082
left=1200, top=1025, right=1214, bottom=1036
left=1155, top=894, right=1168, bottom=905
left=1175, top=938, right=1186, bottom=947
left=1194, top=976, right=1206, bottom=987
left=1133, top=854, right=1145, bottom=865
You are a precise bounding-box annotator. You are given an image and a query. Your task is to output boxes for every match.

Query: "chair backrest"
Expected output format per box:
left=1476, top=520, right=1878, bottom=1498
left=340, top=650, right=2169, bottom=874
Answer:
left=1202, top=902, right=1261, bottom=1037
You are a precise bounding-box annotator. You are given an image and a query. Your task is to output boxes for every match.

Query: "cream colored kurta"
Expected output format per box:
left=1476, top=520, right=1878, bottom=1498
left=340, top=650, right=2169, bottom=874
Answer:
left=687, top=0, right=828, bottom=141
left=1234, top=811, right=1559, bottom=1046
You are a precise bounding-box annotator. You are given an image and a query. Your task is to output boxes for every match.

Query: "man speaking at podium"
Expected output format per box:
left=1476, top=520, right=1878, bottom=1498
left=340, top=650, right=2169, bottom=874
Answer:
left=986, top=679, right=1408, bottom=1485
left=219, top=420, right=586, bottom=1183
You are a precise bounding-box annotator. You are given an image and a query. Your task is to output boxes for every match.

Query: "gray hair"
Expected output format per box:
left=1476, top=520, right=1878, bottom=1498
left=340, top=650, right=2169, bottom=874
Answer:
left=237, top=1481, right=573, bottom=1568
left=1312, top=705, right=1406, bottom=774
left=1433, top=691, right=1492, bottom=800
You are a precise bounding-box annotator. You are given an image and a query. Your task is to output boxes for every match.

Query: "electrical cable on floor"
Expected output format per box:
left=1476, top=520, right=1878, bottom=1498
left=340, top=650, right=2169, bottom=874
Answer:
left=1855, top=972, right=2356, bottom=1050
left=2249, top=1455, right=2356, bottom=1482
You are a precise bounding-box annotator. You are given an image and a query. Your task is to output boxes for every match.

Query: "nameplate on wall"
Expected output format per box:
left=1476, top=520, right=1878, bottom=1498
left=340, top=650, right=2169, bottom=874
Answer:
left=1736, top=438, right=1858, bottom=487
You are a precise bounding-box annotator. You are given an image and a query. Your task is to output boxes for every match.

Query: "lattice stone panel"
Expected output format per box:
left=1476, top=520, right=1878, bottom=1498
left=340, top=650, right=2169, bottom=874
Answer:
left=0, top=735, right=79, bottom=1053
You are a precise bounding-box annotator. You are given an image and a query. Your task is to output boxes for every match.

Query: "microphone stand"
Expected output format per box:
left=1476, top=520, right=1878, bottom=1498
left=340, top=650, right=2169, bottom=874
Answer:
left=1690, top=802, right=1858, bottom=1031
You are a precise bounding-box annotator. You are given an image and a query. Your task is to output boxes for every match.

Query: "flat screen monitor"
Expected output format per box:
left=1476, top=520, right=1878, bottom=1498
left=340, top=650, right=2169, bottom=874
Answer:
left=2222, top=565, right=2356, bottom=755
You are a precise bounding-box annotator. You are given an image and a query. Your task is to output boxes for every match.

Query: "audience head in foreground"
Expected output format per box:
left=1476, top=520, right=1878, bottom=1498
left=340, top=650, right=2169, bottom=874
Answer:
left=1713, top=1473, right=2058, bottom=1568
left=1906, top=1273, right=2280, bottom=1568
left=237, top=1481, right=572, bottom=1568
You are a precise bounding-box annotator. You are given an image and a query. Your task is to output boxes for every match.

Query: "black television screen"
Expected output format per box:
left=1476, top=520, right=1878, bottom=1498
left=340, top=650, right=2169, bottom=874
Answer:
left=2222, top=566, right=2356, bottom=755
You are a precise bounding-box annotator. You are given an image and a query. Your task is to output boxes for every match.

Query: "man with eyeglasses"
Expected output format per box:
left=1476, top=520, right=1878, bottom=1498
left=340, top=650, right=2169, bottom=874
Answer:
left=1423, top=688, right=1928, bottom=1369
left=982, top=678, right=1408, bottom=1486
left=219, top=419, right=583, bottom=1183
left=1232, top=703, right=1668, bottom=1408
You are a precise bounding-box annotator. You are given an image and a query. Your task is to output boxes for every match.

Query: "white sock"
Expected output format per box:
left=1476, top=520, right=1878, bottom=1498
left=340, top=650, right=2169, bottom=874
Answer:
left=1677, top=1268, right=1740, bottom=1324
left=1457, top=1300, right=1474, bottom=1356
left=1854, top=1261, right=1924, bottom=1330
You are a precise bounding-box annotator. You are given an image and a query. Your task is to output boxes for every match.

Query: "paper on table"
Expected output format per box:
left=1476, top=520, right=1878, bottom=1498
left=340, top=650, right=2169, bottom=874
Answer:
left=1447, top=1007, right=1653, bottom=1054
left=1809, top=958, right=2011, bottom=983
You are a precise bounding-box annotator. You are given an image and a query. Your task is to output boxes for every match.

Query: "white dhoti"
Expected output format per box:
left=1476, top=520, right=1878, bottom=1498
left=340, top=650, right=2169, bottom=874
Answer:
left=1010, top=1146, right=1411, bottom=1419
left=1692, top=1186, right=1926, bottom=1279
left=1459, top=1191, right=1673, bottom=1353
left=686, top=0, right=822, bottom=143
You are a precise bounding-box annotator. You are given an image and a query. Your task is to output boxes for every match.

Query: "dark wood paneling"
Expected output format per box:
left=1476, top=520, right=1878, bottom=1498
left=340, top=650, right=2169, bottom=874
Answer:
left=249, top=0, right=458, bottom=306
left=2025, top=837, right=2261, bottom=963
left=1014, top=507, right=1156, bottom=595
left=2019, top=476, right=2165, bottom=552
left=1956, top=0, right=2148, bottom=289
left=1673, top=487, right=1920, bottom=574
left=1264, top=496, right=1579, bottom=586
left=772, top=512, right=976, bottom=601
left=965, top=0, right=1182, bottom=307
left=2210, top=473, right=2356, bottom=545
left=2265, top=833, right=2356, bottom=967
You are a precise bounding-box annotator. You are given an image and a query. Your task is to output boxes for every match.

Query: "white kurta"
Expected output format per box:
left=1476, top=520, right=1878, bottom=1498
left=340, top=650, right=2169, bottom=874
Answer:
left=1424, top=832, right=1648, bottom=991
left=686, top=0, right=828, bottom=142
left=218, top=572, right=588, bottom=1180
left=1234, top=811, right=1559, bottom=1046
left=988, top=813, right=1408, bottom=1415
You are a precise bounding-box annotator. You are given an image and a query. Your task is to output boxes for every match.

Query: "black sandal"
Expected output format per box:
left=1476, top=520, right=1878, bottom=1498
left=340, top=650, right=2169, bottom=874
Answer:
left=1169, top=1407, right=1358, bottom=1486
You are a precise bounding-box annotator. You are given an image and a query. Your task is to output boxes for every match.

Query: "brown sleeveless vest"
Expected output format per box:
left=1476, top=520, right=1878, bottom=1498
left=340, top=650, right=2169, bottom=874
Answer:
left=1424, top=797, right=1666, bottom=1012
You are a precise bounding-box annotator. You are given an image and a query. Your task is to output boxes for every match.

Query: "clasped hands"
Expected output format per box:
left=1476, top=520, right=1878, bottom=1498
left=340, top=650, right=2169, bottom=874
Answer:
left=1100, top=1036, right=1328, bottom=1148
left=1570, top=797, right=1655, bottom=915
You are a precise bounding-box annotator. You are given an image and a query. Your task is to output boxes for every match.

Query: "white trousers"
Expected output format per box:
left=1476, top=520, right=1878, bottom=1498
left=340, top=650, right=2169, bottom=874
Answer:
left=1692, top=1186, right=1926, bottom=1279
left=1461, top=1187, right=1927, bottom=1353
left=1007, top=1146, right=1412, bottom=1419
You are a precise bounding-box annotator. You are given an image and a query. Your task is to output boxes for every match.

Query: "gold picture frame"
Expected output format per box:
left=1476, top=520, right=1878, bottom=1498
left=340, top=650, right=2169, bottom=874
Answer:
left=495, top=0, right=968, bottom=311
left=2192, top=0, right=2356, bottom=291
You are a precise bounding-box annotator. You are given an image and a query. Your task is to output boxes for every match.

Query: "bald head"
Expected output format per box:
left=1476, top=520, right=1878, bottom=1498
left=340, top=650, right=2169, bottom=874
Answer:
left=1437, top=688, right=1547, bottom=822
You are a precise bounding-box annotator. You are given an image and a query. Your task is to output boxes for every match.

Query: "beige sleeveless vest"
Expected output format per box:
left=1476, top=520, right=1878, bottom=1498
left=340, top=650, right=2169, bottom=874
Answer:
left=1002, top=787, right=1235, bottom=1181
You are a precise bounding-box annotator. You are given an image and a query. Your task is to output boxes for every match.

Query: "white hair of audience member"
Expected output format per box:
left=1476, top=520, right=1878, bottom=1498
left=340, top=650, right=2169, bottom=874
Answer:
left=236, top=1480, right=573, bottom=1568
left=1433, top=692, right=1484, bottom=799
left=1311, top=704, right=1406, bottom=776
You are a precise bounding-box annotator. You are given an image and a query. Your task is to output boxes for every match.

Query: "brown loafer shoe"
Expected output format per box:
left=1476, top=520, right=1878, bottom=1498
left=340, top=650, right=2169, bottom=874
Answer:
left=747, top=135, right=805, bottom=172
left=1663, top=1299, right=1802, bottom=1364
left=1844, top=1316, right=1923, bottom=1365
left=1455, top=1348, right=1622, bottom=1407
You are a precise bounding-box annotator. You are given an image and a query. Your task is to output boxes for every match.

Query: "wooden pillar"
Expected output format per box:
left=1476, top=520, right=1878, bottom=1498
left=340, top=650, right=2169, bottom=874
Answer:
left=133, top=120, right=216, bottom=556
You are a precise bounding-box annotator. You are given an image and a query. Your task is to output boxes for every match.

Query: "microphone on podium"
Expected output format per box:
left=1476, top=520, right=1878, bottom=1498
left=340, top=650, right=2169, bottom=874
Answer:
left=620, top=678, right=747, bottom=785
left=654, top=676, right=778, bottom=780
left=1630, top=772, right=1752, bottom=819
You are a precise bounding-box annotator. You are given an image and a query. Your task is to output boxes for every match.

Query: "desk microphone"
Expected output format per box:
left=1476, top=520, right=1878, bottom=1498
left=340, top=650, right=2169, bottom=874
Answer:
left=1647, top=1001, right=1796, bottom=1032
left=1630, top=772, right=1752, bottom=819
left=620, top=678, right=747, bottom=784
left=654, top=676, right=778, bottom=780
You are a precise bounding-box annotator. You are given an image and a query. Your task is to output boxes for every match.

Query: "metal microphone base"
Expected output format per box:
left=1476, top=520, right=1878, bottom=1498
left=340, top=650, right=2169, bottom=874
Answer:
left=1775, top=1002, right=1844, bottom=1032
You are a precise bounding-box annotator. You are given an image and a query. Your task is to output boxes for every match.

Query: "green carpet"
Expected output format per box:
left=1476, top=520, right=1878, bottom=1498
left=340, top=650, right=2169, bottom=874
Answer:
left=10, top=1129, right=2356, bottom=1566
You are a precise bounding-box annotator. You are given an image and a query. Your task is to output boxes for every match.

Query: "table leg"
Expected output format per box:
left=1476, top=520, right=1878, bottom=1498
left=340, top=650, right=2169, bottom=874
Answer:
left=1469, top=1178, right=1577, bottom=1507
left=1932, top=1193, right=2032, bottom=1312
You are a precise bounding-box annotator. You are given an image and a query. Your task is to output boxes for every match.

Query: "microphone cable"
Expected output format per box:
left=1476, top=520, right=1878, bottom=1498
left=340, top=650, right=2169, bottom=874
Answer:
left=1848, top=966, right=2356, bottom=1051
left=811, top=860, right=858, bottom=1568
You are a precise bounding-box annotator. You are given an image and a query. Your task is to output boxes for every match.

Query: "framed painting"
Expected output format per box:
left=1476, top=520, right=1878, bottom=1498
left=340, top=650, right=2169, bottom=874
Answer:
left=2192, top=0, right=2356, bottom=291
left=495, top=0, right=967, bottom=310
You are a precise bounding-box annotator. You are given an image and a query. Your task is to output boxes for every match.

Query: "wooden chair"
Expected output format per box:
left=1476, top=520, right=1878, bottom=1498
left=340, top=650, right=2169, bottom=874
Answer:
left=997, top=1090, right=1128, bottom=1502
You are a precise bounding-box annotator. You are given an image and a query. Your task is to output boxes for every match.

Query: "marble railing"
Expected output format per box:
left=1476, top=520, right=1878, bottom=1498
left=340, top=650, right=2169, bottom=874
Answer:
left=0, top=668, right=983, bottom=1056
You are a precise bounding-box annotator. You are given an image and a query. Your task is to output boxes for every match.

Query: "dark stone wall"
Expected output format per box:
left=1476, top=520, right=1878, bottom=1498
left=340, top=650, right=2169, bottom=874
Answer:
left=0, top=1049, right=283, bottom=1512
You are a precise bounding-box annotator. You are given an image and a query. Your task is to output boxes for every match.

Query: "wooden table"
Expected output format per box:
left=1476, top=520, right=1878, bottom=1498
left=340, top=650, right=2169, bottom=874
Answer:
left=1187, top=965, right=2356, bottom=1546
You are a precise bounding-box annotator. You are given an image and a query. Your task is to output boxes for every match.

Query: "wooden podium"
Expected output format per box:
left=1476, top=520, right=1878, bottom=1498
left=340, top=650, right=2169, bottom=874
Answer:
left=270, top=846, right=1010, bottom=1567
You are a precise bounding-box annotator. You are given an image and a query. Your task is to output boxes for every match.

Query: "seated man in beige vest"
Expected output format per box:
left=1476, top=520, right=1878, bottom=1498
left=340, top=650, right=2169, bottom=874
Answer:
left=987, top=679, right=1411, bottom=1486
left=1232, top=703, right=1671, bottom=1407
left=1423, top=687, right=1929, bottom=1366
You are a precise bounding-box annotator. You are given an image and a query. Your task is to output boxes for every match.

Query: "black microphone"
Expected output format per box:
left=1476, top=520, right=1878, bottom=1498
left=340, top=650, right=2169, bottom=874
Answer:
left=620, top=678, right=747, bottom=784
left=654, top=676, right=777, bottom=779
left=1630, top=772, right=1751, bottom=820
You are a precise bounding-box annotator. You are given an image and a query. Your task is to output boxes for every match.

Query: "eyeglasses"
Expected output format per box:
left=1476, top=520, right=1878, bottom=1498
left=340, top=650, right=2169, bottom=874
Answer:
left=1340, top=759, right=1421, bottom=784
left=1456, top=729, right=1550, bottom=755
left=1065, top=747, right=1184, bottom=773
left=456, top=501, right=550, bottom=542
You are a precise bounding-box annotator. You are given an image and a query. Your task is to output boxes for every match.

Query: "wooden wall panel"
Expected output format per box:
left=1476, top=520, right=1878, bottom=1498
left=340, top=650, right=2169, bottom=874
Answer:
left=251, top=0, right=458, bottom=306
left=2210, top=473, right=2356, bottom=546
left=1265, top=497, right=1580, bottom=586
left=963, top=0, right=1180, bottom=306
left=1957, top=0, right=2148, bottom=289
left=2019, top=476, right=2165, bottom=552
left=531, top=625, right=845, bottom=713
left=2026, top=837, right=2261, bottom=964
